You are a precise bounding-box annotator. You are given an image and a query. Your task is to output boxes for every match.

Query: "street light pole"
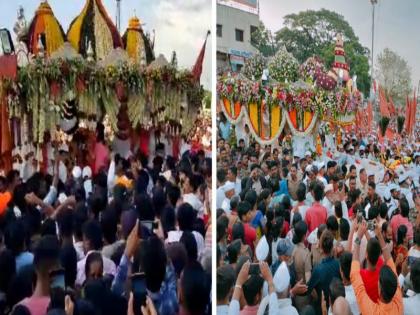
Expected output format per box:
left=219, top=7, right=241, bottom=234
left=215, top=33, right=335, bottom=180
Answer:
left=370, top=0, right=377, bottom=84
left=116, top=0, right=121, bottom=33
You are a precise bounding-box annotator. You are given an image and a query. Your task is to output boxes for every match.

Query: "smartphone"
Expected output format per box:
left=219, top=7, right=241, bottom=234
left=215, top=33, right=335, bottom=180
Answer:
left=249, top=263, right=260, bottom=275
left=357, top=212, right=363, bottom=224
left=141, top=221, right=158, bottom=231
left=131, top=272, right=147, bottom=315
left=367, top=220, right=375, bottom=231
left=49, top=269, right=65, bottom=290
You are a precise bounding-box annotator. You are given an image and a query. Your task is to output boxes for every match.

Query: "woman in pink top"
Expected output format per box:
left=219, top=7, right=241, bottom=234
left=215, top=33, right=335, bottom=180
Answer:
left=93, top=123, right=110, bottom=174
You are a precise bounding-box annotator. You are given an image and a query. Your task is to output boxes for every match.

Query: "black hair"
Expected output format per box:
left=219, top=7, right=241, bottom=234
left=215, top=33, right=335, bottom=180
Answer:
left=232, top=222, right=245, bottom=243
left=85, top=252, right=103, bottom=280
left=229, top=166, right=238, bottom=177
left=10, top=305, right=31, bottom=315
left=135, top=193, right=155, bottom=221
left=217, top=265, right=235, bottom=301
left=141, top=236, right=167, bottom=293
left=60, top=244, right=77, bottom=288
left=237, top=201, right=251, bottom=221
left=334, top=201, right=343, bottom=219
left=379, top=265, right=398, bottom=303
left=166, top=183, right=181, bottom=208
left=281, top=195, right=292, bottom=211
left=368, top=181, right=376, bottom=190
left=7, top=264, right=35, bottom=308
left=271, top=216, right=284, bottom=243
left=0, top=249, right=16, bottom=292
left=74, top=203, right=88, bottom=240
left=339, top=251, right=352, bottom=281
left=313, top=183, right=324, bottom=202
left=177, top=203, right=197, bottom=231
left=56, top=208, right=74, bottom=239
left=217, top=169, right=227, bottom=183
left=339, top=218, right=350, bottom=241
left=400, top=199, right=409, bottom=218
left=180, top=231, right=198, bottom=262
left=227, top=240, right=241, bottom=264
left=297, top=183, right=306, bottom=202
left=379, top=203, right=388, bottom=219
left=367, top=237, right=381, bottom=266
left=4, top=220, right=26, bottom=256
left=292, top=221, right=307, bottom=245
left=161, top=206, right=176, bottom=237
left=100, top=208, right=117, bottom=245
left=397, top=225, right=408, bottom=246
left=300, top=305, right=316, bottom=315
left=329, top=277, right=345, bottom=305
left=320, top=230, right=334, bottom=255
left=244, top=190, right=257, bottom=209
left=368, top=206, right=379, bottom=221
left=181, top=261, right=210, bottom=314
left=82, top=220, right=103, bottom=250
left=33, top=235, right=60, bottom=275
left=41, top=219, right=57, bottom=237
left=326, top=215, right=338, bottom=232
left=411, top=260, right=420, bottom=293
left=415, top=228, right=420, bottom=247
left=242, top=275, right=264, bottom=306
left=152, top=188, right=167, bottom=218
left=217, top=216, right=229, bottom=243
left=230, top=196, right=240, bottom=211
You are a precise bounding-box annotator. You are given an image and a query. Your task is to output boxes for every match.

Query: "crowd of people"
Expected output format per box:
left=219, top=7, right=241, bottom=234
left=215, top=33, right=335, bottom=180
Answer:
left=0, top=117, right=212, bottom=315
left=216, top=112, right=420, bottom=315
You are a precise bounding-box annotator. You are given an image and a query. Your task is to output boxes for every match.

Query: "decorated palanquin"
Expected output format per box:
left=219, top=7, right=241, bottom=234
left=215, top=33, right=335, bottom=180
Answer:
left=217, top=35, right=362, bottom=145
left=0, top=0, right=205, bottom=171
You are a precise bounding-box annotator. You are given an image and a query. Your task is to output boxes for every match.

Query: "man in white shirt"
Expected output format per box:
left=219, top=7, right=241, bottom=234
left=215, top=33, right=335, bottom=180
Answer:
left=217, top=169, right=227, bottom=209
left=258, top=261, right=298, bottom=315
left=404, top=260, right=420, bottom=315
left=220, top=182, right=235, bottom=215
left=338, top=252, right=360, bottom=315
left=216, top=265, right=237, bottom=315
left=322, top=184, right=335, bottom=217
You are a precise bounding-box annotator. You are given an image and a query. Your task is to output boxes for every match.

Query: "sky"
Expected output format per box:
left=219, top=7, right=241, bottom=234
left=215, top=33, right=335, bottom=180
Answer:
left=259, top=0, right=420, bottom=92
left=0, top=0, right=212, bottom=89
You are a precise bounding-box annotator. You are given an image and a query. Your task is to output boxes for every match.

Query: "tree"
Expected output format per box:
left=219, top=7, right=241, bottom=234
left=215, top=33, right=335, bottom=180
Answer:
left=375, top=48, right=412, bottom=105
left=275, top=9, right=371, bottom=95
left=250, top=22, right=278, bottom=57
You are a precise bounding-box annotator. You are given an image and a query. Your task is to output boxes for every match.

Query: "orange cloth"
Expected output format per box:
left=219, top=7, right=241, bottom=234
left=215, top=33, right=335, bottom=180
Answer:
left=350, top=258, right=403, bottom=315
left=0, top=191, right=11, bottom=216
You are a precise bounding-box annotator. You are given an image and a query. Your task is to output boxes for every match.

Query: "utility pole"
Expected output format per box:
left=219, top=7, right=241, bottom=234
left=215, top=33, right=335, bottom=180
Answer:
left=116, top=0, right=121, bottom=33
left=370, top=0, right=378, bottom=84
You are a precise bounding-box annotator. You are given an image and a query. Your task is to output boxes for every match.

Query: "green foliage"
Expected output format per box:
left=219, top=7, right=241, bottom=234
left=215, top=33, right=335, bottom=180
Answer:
left=250, top=22, right=278, bottom=57
left=375, top=48, right=412, bottom=106
left=274, top=9, right=371, bottom=96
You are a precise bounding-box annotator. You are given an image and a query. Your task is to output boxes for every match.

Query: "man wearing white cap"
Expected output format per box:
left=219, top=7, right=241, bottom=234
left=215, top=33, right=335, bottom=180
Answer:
left=257, top=261, right=299, bottom=315
left=220, top=181, right=235, bottom=214
left=316, top=162, right=328, bottom=187
left=322, top=184, right=335, bottom=217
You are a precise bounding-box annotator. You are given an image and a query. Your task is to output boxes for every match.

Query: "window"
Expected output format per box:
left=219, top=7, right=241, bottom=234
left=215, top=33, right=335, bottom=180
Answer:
left=250, top=25, right=258, bottom=45
left=235, top=29, right=244, bottom=42
left=217, top=24, right=223, bottom=37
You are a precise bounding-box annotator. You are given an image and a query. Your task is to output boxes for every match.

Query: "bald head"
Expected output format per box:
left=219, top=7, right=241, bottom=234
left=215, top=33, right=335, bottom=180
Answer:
left=332, top=297, right=351, bottom=315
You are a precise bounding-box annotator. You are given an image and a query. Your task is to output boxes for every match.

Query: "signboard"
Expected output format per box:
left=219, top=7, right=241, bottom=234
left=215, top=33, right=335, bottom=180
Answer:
left=217, top=0, right=258, bottom=15
left=229, top=48, right=253, bottom=59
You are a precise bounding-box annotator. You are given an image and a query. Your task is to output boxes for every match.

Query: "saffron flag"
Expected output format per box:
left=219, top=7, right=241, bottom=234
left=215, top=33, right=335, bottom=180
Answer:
left=378, top=86, right=390, bottom=118
left=192, top=30, right=210, bottom=82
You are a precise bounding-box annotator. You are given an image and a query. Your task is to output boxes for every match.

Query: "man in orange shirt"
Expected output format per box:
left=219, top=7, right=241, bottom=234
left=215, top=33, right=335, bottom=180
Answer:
left=350, top=220, right=403, bottom=315
left=0, top=176, right=11, bottom=217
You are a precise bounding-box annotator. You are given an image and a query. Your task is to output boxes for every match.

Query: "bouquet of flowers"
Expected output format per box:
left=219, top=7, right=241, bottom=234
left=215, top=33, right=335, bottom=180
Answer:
left=268, top=48, right=299, bottom=83
left=242, top=53, right=267, bottom=80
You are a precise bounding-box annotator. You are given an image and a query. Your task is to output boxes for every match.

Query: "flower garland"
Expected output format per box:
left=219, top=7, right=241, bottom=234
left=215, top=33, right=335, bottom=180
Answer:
left=218, top=75, right=361, bottom=119
left=5, top=56, right=201, bottom=144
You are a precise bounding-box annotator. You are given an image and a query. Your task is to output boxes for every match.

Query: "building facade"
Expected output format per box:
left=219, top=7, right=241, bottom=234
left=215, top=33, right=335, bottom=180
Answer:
left=216, top=0, right=259, bottom=73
